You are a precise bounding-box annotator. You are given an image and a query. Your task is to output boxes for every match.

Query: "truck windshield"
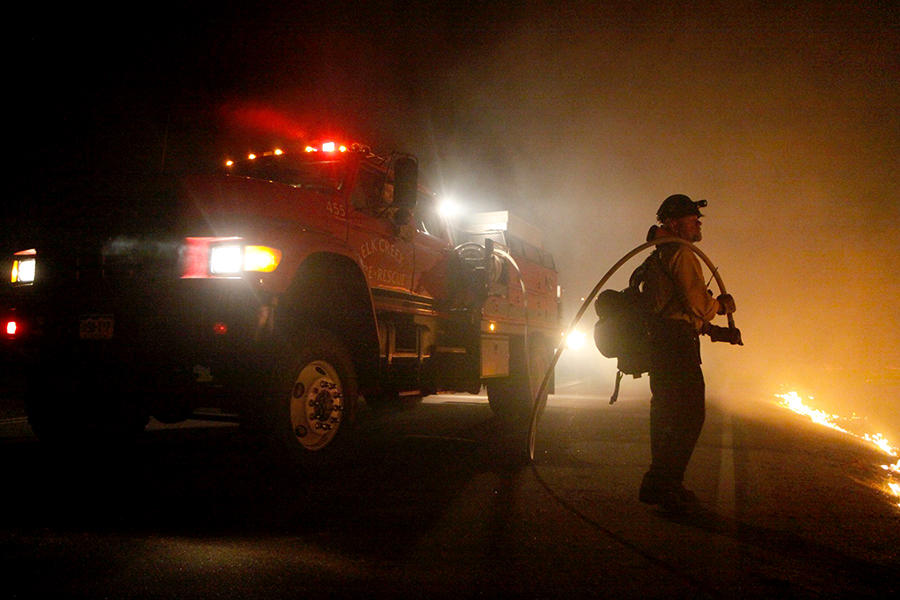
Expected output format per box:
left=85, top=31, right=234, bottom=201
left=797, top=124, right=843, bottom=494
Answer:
left=228, top=156, right=347, bottom=192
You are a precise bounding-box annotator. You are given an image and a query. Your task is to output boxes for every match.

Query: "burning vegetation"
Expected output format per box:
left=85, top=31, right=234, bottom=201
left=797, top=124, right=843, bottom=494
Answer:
left=776, top=391, right=900, bottom=508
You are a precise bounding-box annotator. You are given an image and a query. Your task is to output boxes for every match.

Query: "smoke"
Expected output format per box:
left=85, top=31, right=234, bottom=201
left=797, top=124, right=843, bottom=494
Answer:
left=406, top=2, right=899, bottom=437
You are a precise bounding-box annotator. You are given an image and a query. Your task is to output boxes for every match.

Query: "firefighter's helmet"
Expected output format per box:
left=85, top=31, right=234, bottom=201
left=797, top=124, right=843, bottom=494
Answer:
left=656, top=194, right=707, bottom=222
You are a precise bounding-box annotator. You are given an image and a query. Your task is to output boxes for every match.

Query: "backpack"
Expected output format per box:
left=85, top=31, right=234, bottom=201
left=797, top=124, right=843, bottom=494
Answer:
left=592, top=250, right=660, bottom=403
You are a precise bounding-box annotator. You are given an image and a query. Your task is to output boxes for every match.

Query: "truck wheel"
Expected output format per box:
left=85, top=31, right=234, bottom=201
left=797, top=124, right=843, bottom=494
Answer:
left=267, top=329, right=358, bottom=462
left=487, top=337, right=552, bottom=426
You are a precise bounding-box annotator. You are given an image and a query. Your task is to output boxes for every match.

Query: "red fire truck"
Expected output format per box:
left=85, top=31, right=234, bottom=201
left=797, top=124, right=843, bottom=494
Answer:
left=2, top=142, right=559, bottom=462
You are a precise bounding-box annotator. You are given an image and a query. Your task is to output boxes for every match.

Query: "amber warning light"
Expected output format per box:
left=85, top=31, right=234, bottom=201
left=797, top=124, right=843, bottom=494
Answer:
left=224, top=143, right=353, bottom=166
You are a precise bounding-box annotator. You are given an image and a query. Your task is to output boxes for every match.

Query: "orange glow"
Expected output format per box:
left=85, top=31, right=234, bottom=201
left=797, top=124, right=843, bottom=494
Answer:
left=776, top=391, right=851, bottom=434
left=776, top=391, right=899, bottom=508
left=247, top=153, right=257, bottom=160
left=243, top=245, right=282, bottom=272
left=274, top=148, right=283, bottom=155
left=225, top=159, right=234, bottom=167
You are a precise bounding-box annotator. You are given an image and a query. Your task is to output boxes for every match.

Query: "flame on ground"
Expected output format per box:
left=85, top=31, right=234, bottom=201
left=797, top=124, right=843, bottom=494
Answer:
left=776, top=391, right=899, bottom=508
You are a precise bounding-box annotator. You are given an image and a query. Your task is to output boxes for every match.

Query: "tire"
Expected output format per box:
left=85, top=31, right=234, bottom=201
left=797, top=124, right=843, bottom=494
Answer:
left=487, top=336, right=552, bottom=426
left=264, top=328, right=359, bottom=464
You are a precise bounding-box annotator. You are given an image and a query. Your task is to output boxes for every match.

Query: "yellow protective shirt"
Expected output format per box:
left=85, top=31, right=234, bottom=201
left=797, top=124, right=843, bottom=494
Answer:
left=644, top=240, right=719, bottom=333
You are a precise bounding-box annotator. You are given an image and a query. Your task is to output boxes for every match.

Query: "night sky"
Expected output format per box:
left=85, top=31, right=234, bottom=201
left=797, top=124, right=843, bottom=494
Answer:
left=7, top=1, right=900, bottom=434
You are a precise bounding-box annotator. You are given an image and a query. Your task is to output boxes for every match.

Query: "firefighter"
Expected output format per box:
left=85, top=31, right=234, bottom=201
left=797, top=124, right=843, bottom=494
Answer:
left=639, top=194, right=736, bottom=513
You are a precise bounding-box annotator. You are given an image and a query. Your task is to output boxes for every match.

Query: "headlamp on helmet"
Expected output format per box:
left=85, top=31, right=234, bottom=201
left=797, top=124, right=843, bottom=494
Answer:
left=656, top=194, right=707, bottom=222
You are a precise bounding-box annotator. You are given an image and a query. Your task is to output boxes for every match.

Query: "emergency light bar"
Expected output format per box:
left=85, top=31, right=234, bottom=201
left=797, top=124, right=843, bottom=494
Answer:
left=224, top=148, right=284, bottom=168
left=223, top=142, right=365, bottom=168
left=305, top=142, right=348, bottom=153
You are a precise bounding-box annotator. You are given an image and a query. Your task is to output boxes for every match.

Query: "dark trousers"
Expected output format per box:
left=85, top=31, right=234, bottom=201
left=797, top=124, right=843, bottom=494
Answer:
left=645, top=319, right=705, bottom=489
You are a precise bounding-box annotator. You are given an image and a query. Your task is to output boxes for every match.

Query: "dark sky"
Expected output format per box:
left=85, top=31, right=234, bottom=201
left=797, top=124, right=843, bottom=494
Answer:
left=7, top=1, right=900, bottom=434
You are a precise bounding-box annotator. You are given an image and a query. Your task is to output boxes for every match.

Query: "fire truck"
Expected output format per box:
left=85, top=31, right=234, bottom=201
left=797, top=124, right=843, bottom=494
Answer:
left=2, top=142, right=559, bottom=462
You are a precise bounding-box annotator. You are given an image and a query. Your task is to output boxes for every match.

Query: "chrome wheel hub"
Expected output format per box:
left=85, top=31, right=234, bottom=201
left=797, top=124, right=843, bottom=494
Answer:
left=290, top=361, right=344, bottom=450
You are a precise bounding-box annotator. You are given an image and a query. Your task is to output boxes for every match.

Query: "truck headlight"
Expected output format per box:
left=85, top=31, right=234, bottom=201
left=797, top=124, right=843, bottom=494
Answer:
left=565, top=329, right=588, bottom=350
left=209, top=243, right=243, bottom=275
left=10, top=249, right=36, bottom=284
left=209, top=243, right=282, bottom=276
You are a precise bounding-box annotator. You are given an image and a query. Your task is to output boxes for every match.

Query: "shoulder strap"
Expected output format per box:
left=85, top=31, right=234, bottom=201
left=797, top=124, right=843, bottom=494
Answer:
left=646, top=246, right=689, bottom=316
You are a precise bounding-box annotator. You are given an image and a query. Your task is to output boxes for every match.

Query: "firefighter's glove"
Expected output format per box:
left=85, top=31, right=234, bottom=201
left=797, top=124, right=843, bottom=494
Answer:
left=706, top=324, right=743, bottom=345
left=716, top=293, right=736, bottom=315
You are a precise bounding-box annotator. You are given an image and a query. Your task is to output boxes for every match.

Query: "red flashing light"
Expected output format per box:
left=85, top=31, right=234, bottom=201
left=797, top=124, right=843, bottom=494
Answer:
left=304, top=142, right=350, bottom=153
left=5, top=320, right=17, bottom=336
left=212, top=322, right=228, bottom=335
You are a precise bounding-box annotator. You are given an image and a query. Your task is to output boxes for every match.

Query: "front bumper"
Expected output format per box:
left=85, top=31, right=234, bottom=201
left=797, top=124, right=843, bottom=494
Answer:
left=3, top=277, right=277, bottom=414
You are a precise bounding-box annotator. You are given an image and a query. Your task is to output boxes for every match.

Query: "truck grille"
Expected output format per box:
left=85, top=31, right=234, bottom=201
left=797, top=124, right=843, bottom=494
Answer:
left=39, top=237, right=182, bottom=288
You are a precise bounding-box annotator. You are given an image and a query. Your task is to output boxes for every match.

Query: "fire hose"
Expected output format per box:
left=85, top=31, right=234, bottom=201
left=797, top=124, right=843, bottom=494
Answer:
left=526, top=238, right=738, bottom=461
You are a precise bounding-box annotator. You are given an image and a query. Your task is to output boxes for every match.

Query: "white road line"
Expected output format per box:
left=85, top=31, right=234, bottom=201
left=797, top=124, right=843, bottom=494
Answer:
left=716, top=412, right=736, bottom=514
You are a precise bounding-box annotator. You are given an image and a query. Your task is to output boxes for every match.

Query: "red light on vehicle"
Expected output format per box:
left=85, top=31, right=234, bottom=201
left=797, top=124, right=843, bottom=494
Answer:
left=5, top=320, right=17, bottom=336
left=212, top=322, right=228, bottom=335
left=307, top=142, right=350, bottom=153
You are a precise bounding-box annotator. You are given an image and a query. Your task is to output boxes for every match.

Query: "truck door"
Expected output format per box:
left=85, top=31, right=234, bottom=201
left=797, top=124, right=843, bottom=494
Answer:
left=411, top=191, right=451, bottom=302
left=347, top=165, right=414, bottom=294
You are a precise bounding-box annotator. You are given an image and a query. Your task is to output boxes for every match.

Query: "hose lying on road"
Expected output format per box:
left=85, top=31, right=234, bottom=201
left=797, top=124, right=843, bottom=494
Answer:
left=526, top=238, right=736, bottom=461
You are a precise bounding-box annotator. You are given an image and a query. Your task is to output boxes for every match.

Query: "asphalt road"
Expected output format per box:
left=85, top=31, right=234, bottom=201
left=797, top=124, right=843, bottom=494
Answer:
left=0, top=389, right=897, bottom=599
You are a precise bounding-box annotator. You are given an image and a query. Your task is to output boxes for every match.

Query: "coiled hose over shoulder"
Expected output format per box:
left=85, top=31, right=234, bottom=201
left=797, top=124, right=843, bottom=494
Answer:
left=526, top=238, right=735, bottom=461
